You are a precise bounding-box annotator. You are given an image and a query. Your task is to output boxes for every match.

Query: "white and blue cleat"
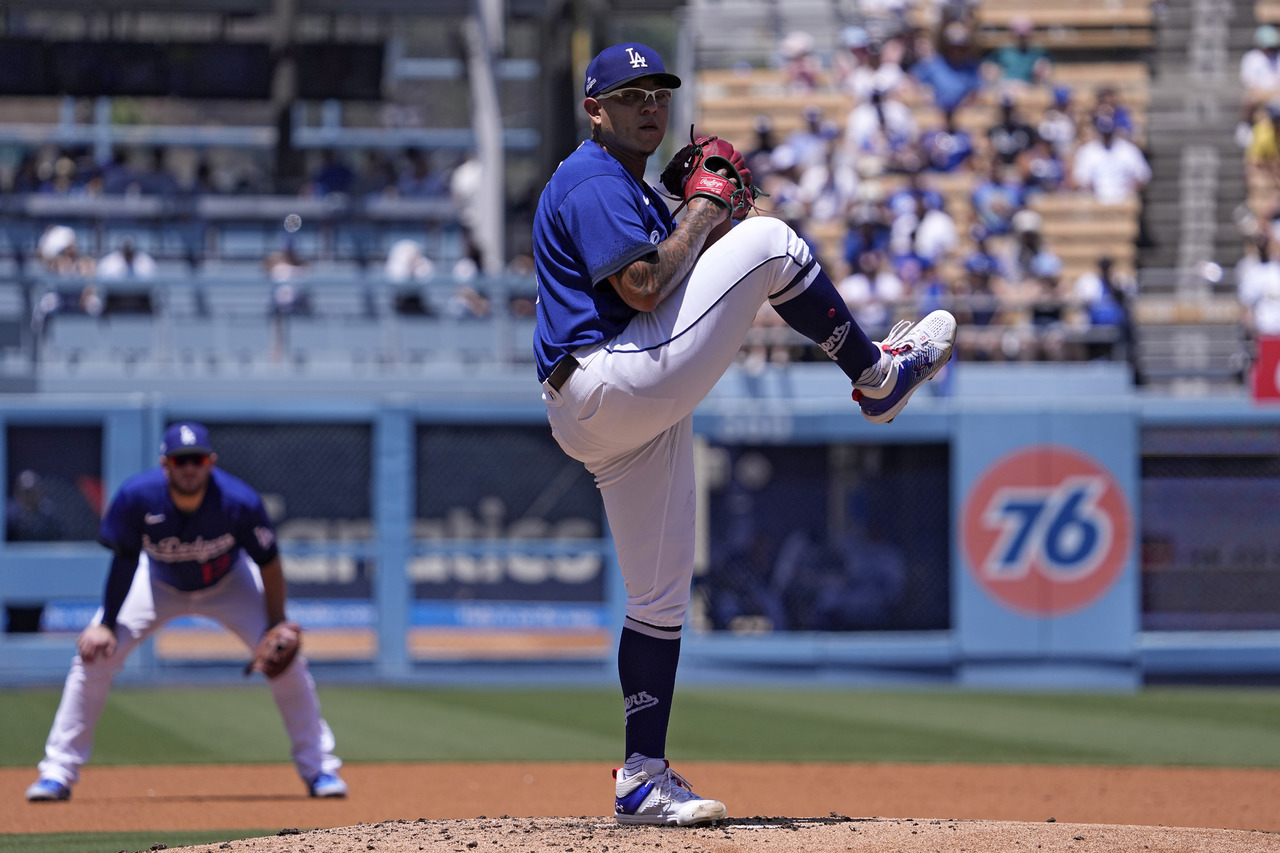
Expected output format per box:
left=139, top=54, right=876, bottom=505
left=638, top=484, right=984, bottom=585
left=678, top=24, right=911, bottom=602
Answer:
left=307, top=771, right=349, bottom=798
left=853, top=309, right=957, bottom=424
left=614, top=756, right=726, bottom=826
left=25, top=778, right=71, bottom=802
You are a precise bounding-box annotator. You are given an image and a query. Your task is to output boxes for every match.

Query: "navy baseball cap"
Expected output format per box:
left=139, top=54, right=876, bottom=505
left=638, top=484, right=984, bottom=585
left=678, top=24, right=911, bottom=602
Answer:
left=161, top=421, right=213, bottom=457
left=584, top=43, right=681, bottom=98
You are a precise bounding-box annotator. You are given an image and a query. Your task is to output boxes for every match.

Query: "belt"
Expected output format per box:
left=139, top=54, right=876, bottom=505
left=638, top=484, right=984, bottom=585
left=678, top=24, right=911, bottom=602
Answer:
left=546, top=355, right=580, bottom=392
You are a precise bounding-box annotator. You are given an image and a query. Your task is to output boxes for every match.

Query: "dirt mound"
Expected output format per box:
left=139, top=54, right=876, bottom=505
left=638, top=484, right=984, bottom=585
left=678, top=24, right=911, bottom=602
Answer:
left=166, top=815, right=1280, bottom=853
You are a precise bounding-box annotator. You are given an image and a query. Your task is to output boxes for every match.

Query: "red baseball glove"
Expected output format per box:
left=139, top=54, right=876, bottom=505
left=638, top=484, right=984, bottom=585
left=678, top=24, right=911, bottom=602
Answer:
left=659, top=127, right=767, bottom=219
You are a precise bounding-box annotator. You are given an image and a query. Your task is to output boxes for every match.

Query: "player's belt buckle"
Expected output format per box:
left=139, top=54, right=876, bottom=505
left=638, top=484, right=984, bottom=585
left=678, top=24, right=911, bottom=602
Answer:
left=546, top=355, right=580, bottom=392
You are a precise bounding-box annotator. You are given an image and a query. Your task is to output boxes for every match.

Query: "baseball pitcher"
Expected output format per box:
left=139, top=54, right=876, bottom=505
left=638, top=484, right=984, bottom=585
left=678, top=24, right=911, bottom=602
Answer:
left=531, top=42, right=956, bottom=825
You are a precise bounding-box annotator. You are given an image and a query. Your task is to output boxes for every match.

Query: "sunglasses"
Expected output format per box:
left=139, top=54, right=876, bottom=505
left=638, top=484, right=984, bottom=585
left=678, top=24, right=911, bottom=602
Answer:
left=596, top=86, right=673, bottom=108
left=167, top=453, right=209, bottom=468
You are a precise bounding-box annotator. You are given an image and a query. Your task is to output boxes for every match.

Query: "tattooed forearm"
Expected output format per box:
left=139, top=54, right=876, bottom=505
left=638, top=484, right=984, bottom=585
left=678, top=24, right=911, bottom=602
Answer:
left=611, top=201, right=726, bottom=312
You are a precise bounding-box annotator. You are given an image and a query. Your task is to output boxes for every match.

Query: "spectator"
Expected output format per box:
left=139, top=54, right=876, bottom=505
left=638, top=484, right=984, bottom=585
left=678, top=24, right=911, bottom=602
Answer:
left=971, top=157, right=1026, bottom=236
left=398, top=149, right=449, bottom=197
left=917, top=109, right=975, bottom=173
left=1236, top=232, right=1280, bottom=341
left=307, top=149, right=355, bottom=197
left=1020, top=135, right=1067, bottom=195
left=1071, top=113, right=1152, bottom=204
left=982, top=16, right=1052, bottom=88
left=264, top=241, right=309, bottom=284
left=1005, top=209, right=1061, bottom=285
left=703, top=533, right=791, bottom=632
left=779, top=31, right=823, bottom=93
left=353, top=150, right=399, bottom=198
left=844, top=86, right=920, bottom=176
left=837, top=27, right=908, bottom=102
left=450, top=152, right=484, bottom=271
left=1092, top=86, right=1135, bottom=141
left=910, top=22, right=983, bottom=116
left=1246, top=101, right=1280, bottom=188
left=1074, top=255, right=1138, bottom=367
left=1038, top=86, right=1079, bottom=161
left=99, top=149, right=140, bottom=195
left=142, top=148, right=179, bottom=196
left=785, top=104, right=834, bottom=169
left=887, top=176, right=958, bottom=265
left=953, top=250, right=1005, bottom=360
left=798, top=136, right=860, bottom=222
left=1241, top=25, right=1280, bottom=142
left=759, top=145, right=806, bottom=213
left=987, top=91, right=1040, bottom=165
left=838, top=249, right=906, bottom=334
left=444, top=283, right=492, bottom=320
left=843, top=200, right=893, bottom=276
left=811, top=521, right=907, bottom=630
left=6, top=469, right=63, bottom=542
left=743, top=115, right=778, bottom=181
left=39, top=153, right=84, bottom=196
left=96, top=237, right=157, bottom=281
left=384, top=239, right=436, bottom=282
left=10, top=150, right=42, bottom=193
left=37, top=225, right=96, bottom=278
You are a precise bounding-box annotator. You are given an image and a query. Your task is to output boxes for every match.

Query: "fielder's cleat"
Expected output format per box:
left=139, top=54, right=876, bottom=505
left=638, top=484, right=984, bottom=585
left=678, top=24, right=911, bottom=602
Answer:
left=852, top=309, right=957, bottom=424
left=613, top=756, right=726, bottom=826
left=25, top=778, right=71, bottom=802
left=307, top=772, right=348, bottom=798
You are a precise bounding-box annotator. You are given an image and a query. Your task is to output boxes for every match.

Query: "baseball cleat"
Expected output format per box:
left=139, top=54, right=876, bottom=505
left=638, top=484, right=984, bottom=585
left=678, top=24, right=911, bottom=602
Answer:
left=852, top=309, right=957, bottom=424
left=307, top=772, right=348, bottom=798
left=613, top=756, right=726, bottom=826
left=25, top=778, right=71, bottom=802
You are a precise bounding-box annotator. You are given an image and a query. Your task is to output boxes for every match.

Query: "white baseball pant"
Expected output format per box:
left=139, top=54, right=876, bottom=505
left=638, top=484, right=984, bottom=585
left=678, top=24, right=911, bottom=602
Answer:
left=36, top=553, right=341, bottom=786
left=542, top=216, right=821, bottom=628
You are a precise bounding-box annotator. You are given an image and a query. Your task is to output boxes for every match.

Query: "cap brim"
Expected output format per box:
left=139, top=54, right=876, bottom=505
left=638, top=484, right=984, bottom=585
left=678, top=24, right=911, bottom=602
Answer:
left=596, top=72, right=682, bottom=96
left=166, top=448, right=213, bottom=458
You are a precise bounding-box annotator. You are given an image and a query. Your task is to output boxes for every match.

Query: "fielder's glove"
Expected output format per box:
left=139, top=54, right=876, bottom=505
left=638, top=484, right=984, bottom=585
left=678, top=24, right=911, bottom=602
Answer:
left=659, top=126, right=767, bottom=219
left=244, top=620, right=302, bottom=679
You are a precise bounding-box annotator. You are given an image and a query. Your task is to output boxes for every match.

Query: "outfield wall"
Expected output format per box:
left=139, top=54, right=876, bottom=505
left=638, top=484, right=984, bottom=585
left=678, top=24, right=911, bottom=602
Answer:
left=2, top=361, right=1278, bottom=688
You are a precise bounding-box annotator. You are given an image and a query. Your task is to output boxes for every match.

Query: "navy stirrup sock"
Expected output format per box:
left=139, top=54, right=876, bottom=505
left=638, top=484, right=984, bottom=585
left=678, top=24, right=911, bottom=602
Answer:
left=771, top=268, right=881, bottom=382
left=618, top=622, right=681, bottom=761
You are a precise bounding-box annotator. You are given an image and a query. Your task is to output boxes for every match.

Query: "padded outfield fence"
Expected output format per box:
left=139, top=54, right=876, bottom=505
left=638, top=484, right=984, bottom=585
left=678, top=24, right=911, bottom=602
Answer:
left=1, top=361, right=1279, bottom=689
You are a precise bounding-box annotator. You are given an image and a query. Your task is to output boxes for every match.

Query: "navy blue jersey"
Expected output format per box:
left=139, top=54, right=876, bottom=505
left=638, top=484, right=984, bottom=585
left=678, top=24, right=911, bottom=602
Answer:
left=532, top=141, right=676, bottom=381
left=98, top=467, right=279, bottom=592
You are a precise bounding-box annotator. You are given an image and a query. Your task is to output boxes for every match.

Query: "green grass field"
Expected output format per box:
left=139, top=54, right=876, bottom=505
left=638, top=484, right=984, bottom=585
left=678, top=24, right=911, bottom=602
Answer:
left=5, top=685, right=1280, bottom=768
left=4, top=685, right=1280, bottom=853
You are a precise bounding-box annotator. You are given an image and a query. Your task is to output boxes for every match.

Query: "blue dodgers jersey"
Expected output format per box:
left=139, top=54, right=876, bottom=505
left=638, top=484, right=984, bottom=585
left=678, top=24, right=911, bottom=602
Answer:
left=532, top=141, right=676, bottom=381
left=98, top=467, right=280, bottom=592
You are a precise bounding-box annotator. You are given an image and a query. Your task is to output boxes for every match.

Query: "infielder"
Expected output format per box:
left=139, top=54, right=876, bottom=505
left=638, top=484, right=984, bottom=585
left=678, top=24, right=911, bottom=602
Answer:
left=532, top=42, right=956, bottom=826
left=25, top=422, right=346, bottom=802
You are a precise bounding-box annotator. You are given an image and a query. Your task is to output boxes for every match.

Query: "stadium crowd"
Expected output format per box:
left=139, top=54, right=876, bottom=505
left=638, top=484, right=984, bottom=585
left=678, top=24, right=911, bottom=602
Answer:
left=735, top=11, right=1150, bottom=366
left=1, top=11, right=1159, bottom=371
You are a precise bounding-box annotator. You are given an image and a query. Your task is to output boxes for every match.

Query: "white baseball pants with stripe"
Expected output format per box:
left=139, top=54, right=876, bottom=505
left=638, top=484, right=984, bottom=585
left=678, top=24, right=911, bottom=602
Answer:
left=542, top=216, right=821, bottom=629
left=36, top=553, right=342, bottom=787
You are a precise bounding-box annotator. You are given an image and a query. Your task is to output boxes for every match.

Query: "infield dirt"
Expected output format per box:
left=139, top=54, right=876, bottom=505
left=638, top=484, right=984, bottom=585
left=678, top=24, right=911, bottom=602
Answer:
left=5, top=762, right=1280, bottom=851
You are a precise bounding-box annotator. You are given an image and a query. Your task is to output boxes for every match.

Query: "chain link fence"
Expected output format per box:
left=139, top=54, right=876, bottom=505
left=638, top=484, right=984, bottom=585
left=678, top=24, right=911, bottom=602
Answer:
left=1141, top=426, right=1280, bottom=630
left=695, top=442, right=951, bottom=633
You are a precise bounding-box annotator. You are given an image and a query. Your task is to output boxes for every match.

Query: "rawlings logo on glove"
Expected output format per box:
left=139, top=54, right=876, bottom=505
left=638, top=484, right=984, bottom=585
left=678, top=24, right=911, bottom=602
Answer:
left=244, top=619, right=302, bottom=679
left=659, top=126, right=767, bottom=219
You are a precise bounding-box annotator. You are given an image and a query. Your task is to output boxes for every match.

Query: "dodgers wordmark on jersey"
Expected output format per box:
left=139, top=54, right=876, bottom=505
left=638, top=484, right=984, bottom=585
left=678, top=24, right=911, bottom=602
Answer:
left=99, top=467, right=279, bottom=592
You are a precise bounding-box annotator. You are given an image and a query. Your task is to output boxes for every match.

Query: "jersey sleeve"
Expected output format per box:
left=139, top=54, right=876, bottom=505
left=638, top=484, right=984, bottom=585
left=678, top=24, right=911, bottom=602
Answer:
left=559, top=175, right=663, bottom=286
left=236, top=492, right=280, bottom=566
left=98, top=487, right=142, bottom=554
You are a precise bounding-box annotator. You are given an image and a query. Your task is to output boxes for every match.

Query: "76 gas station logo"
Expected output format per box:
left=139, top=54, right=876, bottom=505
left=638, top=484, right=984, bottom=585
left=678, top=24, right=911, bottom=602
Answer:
left=962, top=446, right=1132, bottom=616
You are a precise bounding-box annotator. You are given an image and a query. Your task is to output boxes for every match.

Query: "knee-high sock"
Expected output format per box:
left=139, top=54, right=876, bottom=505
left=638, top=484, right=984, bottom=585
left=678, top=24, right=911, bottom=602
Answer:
left=618, top=620, right=681, bottom=761
left=770, top=267, right=882, bottom=382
